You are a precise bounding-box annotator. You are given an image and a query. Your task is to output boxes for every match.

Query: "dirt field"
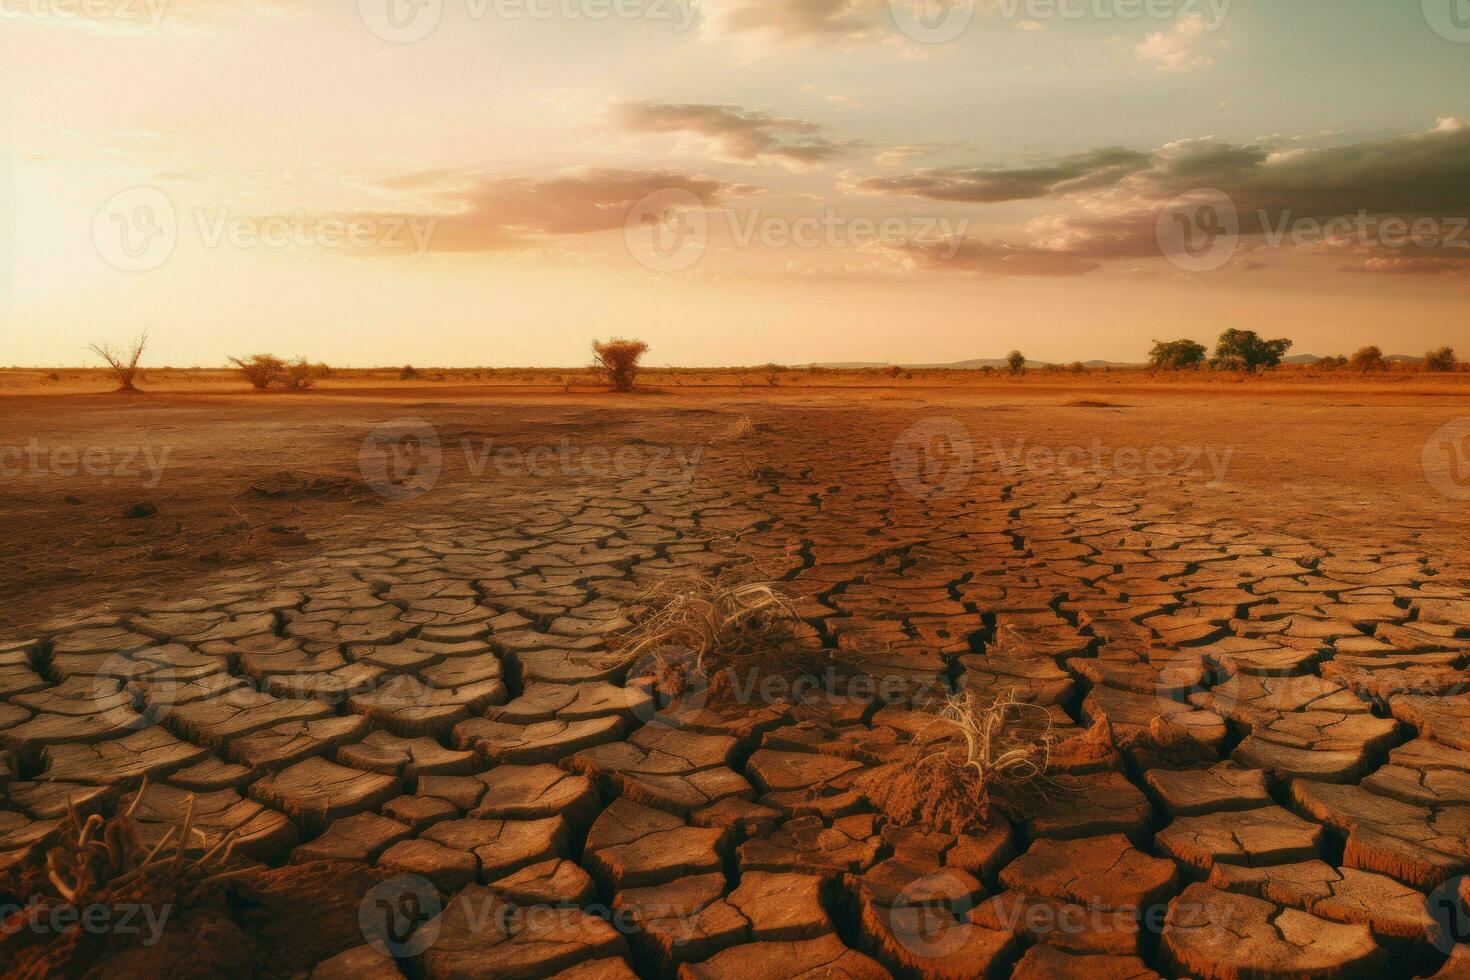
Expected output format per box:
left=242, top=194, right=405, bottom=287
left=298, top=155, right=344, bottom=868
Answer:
left=2, top=377, right=1469, bottom=977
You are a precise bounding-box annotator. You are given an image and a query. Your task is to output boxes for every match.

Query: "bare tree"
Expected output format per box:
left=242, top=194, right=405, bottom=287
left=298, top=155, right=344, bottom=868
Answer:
left=88, top=330, right=149, bottom=391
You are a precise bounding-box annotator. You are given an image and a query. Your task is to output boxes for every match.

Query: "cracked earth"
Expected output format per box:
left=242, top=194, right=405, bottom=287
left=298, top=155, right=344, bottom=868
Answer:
left=2, top=390, right=1469, bottom=978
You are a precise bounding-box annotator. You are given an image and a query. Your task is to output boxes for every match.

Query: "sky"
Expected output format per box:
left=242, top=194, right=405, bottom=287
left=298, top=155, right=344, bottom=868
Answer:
left=2, top=0, right=1468, bottom=367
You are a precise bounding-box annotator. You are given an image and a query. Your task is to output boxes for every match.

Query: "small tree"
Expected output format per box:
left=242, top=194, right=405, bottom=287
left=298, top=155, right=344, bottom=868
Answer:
left=1349, top=346, right=1386, bottom=373
left=88, top=330, right=148, bottom=392
left=230, top=354, right=286, bottom=389
left=1149, top=339, right=1207, bottom=371
left=1006, top=350, right=1026, bottom=375
left=592, top=338, right=649, bottom=392
left=1211, top=329, right=1292, bottom=373
left=1425, top=347, right=1457, bottom=372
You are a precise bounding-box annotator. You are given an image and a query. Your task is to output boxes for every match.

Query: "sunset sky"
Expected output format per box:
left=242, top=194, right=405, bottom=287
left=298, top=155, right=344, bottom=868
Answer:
left=2, top=0, right=1468, bottom=367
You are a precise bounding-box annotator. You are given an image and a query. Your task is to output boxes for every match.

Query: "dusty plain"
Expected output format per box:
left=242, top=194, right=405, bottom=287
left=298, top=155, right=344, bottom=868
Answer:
left=1, top=371, right=1469, bottom=978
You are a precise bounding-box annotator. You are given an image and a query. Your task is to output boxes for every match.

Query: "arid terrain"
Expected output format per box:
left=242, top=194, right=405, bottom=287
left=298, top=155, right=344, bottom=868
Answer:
left=2, top=375, right=1469, bottom=978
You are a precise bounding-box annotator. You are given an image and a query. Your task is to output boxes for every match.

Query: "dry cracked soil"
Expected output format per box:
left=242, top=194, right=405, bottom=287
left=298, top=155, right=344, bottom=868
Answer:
left=2, top=384, right=1469, bottom=979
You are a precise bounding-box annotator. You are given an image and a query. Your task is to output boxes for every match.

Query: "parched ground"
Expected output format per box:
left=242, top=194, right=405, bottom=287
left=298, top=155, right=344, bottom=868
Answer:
left=2, top=384, right=1469, bottom=978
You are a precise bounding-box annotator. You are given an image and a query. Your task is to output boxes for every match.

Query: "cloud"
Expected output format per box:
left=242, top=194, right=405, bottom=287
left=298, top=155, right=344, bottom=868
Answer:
left=1135, top=15, right=1224, bottom=72
left=696, top=0, right=889, bottom=50
left=612, top=101, right=861, bottom=169
left=844, top=147, right=1154, bottom=202
left=345, top=167, right=740, bottom=252
left=894, top=237, right=1102, bottom=276
left=863, top=120, right=1470, bottom=276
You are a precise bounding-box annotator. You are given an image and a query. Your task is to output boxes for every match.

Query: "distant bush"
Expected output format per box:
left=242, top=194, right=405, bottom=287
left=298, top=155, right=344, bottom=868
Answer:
left=229, top=354, right=325, bottom=390
left=230, top=354, right=286, bottom=389
left=282, top=358, right=318, bottom=390
left=1069, top=361, right=1086, bottom=373
left=1149, top=338, right=1207, bottom=370
left=1211, top=329, right=1292, bottom=373
left=1006, top=350, right=1026, bottom=375
left=1425, top=347, right=1457, bottom=372
left=1349, top=346, right=1386, bottom=372
left=886, top=365, right=902, bottom=379
left=399, top=365, right=418, bottom=380
left=592, top=338, right=649, bottom=392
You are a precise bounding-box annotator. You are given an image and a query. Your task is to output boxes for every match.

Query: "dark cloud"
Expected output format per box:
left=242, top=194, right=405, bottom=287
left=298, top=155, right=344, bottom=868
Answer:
left=866, top=120, right=1470, bottom=276
left=613, top=101, right=859, bottom=168
left=845, top=147, right=1153, bottom=203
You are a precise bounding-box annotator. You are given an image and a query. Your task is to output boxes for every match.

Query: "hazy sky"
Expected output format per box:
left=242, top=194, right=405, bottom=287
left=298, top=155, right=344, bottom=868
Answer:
left=2, top=0, right=1468, bottom=367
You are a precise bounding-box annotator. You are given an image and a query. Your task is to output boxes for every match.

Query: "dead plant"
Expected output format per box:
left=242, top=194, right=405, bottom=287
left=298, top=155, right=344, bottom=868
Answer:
left=42, top=776, right=242, bottom=907
left=605, top=573, right=820, bottom=701
left=858, top=688, right=1055, bottom=834
left=88, top=330, right=148, bottom=391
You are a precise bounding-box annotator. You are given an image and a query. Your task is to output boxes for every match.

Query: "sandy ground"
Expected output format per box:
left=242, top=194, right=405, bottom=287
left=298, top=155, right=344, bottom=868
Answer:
left=2, top=377, right=1469, bottom=978
left=3, top=380, right=1467, bottom=632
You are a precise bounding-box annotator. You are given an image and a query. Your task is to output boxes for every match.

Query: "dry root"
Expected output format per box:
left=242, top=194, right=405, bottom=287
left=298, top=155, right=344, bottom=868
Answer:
left=42, top=777, right=241, bottom=907
left=859, top=689, right=1055, bottom=834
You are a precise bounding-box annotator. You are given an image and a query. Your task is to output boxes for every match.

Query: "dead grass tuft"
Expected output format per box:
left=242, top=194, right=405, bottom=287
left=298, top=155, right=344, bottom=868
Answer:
left=858, top=689, right=1055, bottom=834
left=606, top=573, right=823, bottom=702
left=718, top=416, right=772, bottom=441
